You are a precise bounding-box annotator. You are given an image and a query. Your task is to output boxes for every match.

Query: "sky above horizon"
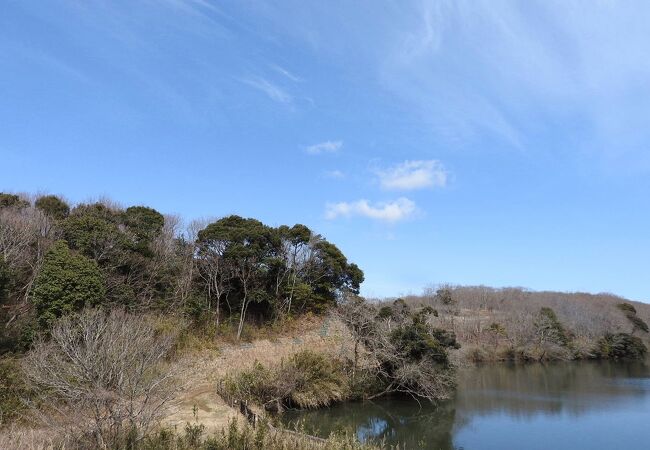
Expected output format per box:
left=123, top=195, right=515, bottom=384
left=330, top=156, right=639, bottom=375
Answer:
left=2, top=1, right=650, bottom=302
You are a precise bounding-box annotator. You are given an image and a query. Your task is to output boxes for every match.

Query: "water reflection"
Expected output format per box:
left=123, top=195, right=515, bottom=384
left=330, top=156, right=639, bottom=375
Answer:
left=281, top=361, right=650, bottom=449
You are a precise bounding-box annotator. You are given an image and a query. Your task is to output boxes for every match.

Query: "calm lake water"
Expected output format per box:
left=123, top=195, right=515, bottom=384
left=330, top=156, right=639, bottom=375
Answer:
left=280, top=361, right=650, bottom=449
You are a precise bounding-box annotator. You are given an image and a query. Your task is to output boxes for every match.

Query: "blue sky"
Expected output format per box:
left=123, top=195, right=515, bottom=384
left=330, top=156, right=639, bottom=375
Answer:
left=2, top=1, right=650, bottom=301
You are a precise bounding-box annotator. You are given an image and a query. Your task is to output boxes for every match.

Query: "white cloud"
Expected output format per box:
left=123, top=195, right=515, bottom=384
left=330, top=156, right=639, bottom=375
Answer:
left=324, top=169, right=345, bottom=179
left=242, top=76, right=292, bottom=103
left=305, top=140, right=342, bottom=155
left=377, top=160, right=447, bottom=191
left=270, top=64, right=302, bottom=82
left=325, top=197, right=417, bottom=222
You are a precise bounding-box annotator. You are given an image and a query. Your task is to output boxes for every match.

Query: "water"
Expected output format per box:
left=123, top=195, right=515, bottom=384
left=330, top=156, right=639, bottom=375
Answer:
left=280, top=361, right=650, bottom=449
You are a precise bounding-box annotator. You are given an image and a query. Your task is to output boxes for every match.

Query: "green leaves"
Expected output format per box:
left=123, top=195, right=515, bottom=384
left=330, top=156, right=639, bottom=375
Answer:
left=196, top=215, right=364, bottom=319
left=35, top=195, right=70, bottom=220
left=31, top=241, right=105, bottom=328
left=0, top=193, right=29, bottom=209
left=123, top=206, right=164, bottom=255
left=596, top=333, right=647, bottom=359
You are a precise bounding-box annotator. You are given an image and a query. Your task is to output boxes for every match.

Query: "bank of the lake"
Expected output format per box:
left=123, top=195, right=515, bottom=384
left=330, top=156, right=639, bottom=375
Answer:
left=280, top=360, right=650, bottom=450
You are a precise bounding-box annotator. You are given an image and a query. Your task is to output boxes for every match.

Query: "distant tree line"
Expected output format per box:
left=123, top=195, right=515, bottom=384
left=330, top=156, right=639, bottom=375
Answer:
left=391, top=285, right=649, bottom=362
left=0, top=192, right=363, bottom=350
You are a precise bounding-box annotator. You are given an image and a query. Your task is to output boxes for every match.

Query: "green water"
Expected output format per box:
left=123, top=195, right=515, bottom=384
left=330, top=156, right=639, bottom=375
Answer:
left=281, top=360, right=650, bottom=449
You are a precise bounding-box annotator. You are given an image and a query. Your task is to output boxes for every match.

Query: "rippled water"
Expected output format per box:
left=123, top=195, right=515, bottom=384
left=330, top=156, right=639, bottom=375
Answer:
left=280, top=360, right=650, bottom=449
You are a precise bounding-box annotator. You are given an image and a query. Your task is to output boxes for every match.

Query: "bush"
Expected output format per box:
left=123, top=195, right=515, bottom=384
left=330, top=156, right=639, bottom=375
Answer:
left=0, top=358, right=27, bottom=425
left=223, top=350, right=349, bottom=411
left=23, top=309, right=179, bottom=448
left=596, top=333, right=647, bottom=360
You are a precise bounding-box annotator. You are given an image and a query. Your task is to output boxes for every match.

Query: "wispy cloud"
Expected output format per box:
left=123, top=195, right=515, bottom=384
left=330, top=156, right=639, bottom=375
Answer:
left=271, top=64, right=302, bottom=82
left=305, top=140, right=342, bottom=155
left=324, top=169, right=345, bottom=179
left=376, top=160, right=447, bottom=191
left=325, top=197, right=417, bottom=222
left=242, top=76, right=292, bottom=103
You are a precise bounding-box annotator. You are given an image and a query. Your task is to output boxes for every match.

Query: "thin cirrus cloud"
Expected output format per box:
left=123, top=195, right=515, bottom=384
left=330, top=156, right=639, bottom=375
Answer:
left=242, top=76, right=292, bottom=103
left=305, top=140, right=342, bottom=155
left=325, top=197, right=417, bottom=223
left=376, top=160, right=447, bottom=191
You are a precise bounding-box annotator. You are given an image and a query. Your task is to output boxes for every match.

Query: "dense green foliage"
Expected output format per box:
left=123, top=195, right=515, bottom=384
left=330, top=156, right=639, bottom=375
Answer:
left=31, top=241, right=105, bottom=328
left=35, top=195, right=70, bottom=220
left=0, top=193, right=364, bottom=351
left=196, top=215, right=362, bottom=338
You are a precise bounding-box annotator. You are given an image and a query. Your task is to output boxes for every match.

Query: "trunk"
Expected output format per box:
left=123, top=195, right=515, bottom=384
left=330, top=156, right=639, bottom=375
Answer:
left=287, top=271, right=297, bottom=316
left=237, top=283, right=248, bottom=341
left=352, top=339, right=359, bottom=386
left=215, top=294, right=221, bottom=329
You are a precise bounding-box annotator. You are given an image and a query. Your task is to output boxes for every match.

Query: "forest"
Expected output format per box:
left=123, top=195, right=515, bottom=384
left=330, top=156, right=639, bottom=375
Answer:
left=0, top=192, right=363, bottom=350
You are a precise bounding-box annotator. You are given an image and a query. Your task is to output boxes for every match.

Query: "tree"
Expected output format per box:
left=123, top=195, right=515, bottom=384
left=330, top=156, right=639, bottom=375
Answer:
left=336, top=294, right=376, bottom=386
left=31, top=241, right=105, bottom=328
left=23, top=309, right=178, bottom=448
left=338, top=295, right=459, bottom=402
left=61, top=203, right=125, bottom=263
left=596, top=333, right=647, bottom=359
left=0, top=193, right=29, bottom=209
left=195, top=221, right=232, bottom=327
left=198, top=216, right=274, bottom=340
left=35, top=195, right=70, bottom=220
left=122, top=206, right=164, bottom=256
left=617, top=303, right=649, bottom=334
left=308, top=240, right=363, bottom=311
left=274, top=224, right=313, bottom=316
left=534, top=307, right=570, bottom=347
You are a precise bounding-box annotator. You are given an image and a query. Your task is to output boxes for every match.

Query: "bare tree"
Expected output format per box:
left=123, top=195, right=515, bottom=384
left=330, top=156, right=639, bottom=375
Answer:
left=23, top=309, right=180, bottom=449
left=337, top=295, right=458, bottom=403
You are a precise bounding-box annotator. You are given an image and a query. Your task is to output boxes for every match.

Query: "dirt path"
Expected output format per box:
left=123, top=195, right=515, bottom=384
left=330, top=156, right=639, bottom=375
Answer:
left=164, top=315, right=351, bottom=433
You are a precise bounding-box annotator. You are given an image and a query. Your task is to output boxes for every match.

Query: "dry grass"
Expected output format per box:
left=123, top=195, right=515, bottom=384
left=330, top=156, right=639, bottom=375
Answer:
left=164, top=314, right=352, bottom=434
left=0, top=425, right=61, bottom=450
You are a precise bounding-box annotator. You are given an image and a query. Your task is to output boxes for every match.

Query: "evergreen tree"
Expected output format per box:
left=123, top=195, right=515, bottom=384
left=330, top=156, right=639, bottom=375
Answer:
left=31, top=241, right=105, bottom=328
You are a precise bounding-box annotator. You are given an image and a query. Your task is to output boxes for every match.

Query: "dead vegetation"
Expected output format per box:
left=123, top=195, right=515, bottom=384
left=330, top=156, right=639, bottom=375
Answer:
left=22, top=309, right=180, bottom=449
left=389, top=285, right=650, bottom=362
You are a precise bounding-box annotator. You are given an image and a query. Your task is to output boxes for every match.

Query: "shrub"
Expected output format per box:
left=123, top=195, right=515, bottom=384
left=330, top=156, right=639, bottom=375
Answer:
left=596, top=333, right=647, bottom=360
left=223, top=350, right=349, bottom=411
left=0, top=358, right=27, bottom=425
left=23, top=309, right=179, bottom=448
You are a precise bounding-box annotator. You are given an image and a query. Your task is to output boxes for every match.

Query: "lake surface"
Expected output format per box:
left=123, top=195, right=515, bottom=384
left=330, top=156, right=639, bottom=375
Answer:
left=280, top=361, right=650, bottom=449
